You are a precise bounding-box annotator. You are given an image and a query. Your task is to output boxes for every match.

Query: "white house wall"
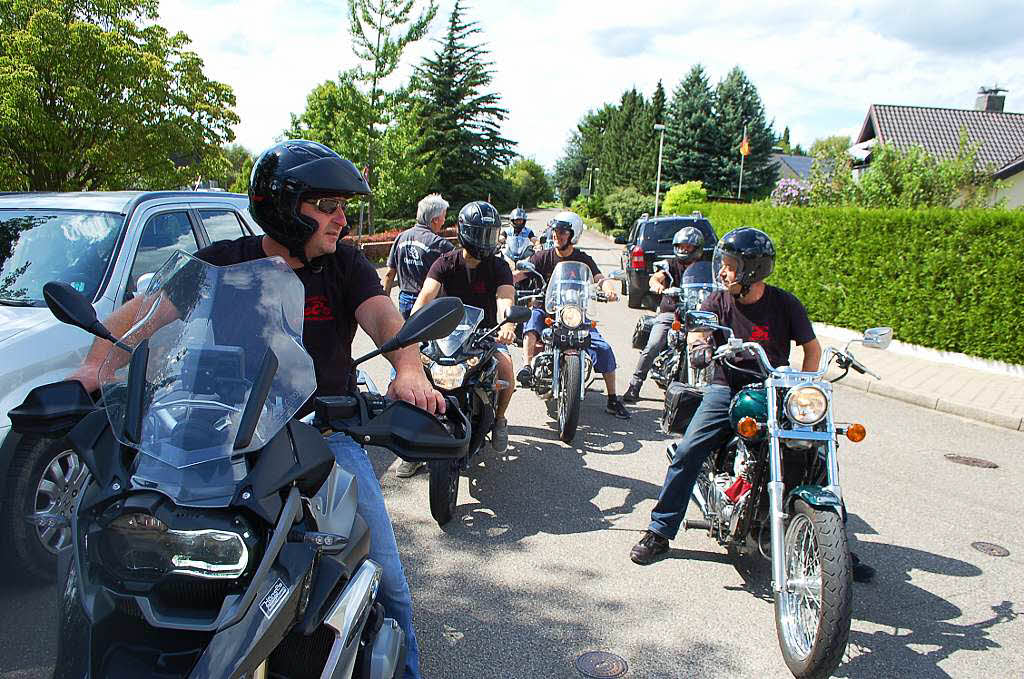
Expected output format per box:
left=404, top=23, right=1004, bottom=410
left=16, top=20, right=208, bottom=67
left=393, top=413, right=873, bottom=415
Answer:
left=994, top=173, right=1024, bottom=208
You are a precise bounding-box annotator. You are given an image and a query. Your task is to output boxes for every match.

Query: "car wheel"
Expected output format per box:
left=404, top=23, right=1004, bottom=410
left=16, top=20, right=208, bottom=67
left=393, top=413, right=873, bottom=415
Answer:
left=627, top=281, right=644, bottom=309
left=3, top=436, right=88, bottom=582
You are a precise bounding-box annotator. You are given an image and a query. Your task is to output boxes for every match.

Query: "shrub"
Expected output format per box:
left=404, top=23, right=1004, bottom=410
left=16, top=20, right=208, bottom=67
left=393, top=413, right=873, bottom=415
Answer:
left=770, top=178, right=811, bottom=207
left=602, top=187, right=654, bottom=229
left=693, top=202, right=1024, bottom=363
left=663, top=181, right=708, bottom=215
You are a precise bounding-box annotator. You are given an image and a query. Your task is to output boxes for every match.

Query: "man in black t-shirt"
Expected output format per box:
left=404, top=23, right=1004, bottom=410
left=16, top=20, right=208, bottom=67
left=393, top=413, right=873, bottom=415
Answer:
left=70, top=141, right=435, bottom=679
left=622, top=226, right=705, bottom=403
left=411, top=201, right=518, bottom=459
left=516, top=211, right=631, bottom=419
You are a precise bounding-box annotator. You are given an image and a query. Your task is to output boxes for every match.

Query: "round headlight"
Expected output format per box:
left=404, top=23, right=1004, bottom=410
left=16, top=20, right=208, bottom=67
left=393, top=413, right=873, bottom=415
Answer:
left=785, top=385, right=828, bottom=425
left=558, top=305, right=584, bottom=328
left=430, top=362, right=467, bottom=390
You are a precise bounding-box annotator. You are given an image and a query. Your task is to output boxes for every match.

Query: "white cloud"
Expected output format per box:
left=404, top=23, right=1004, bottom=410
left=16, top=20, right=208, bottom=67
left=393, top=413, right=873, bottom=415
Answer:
left=159, top=0, right=1024, bottom=171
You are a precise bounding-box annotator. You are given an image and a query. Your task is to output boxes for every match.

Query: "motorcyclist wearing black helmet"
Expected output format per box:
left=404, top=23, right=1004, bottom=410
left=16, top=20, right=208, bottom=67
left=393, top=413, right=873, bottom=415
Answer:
left=623, top=226, right=704, bottom=403
left=630, top=227, right=824, bottom=566
left=411, top=201, right=518, bottom=460
left=69, top=140, right=436, bottom=679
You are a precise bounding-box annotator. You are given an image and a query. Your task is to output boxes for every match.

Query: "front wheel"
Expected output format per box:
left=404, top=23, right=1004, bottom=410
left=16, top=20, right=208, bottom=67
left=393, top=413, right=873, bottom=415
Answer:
left=774, top=499, right=852, bottom=678
left=428, top=458, right=460, bottom=527
left=557, top=354, right=582, bottom=443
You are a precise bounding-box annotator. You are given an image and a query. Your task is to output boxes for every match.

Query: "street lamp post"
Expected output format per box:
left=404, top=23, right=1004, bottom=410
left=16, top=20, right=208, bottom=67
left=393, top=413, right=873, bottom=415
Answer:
left=588, top=166, right=599, bottom=195
left=653, top=124, right=666, bottom=216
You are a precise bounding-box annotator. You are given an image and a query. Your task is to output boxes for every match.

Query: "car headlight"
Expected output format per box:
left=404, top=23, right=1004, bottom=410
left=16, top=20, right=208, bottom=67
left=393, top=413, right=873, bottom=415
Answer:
left=558, top=305, right=584, bottom=328
left=98, top=513, right=249, bottom=581
left=430, top=363, right=467, bottom=390
left=784, top=385, right=828, bottom=425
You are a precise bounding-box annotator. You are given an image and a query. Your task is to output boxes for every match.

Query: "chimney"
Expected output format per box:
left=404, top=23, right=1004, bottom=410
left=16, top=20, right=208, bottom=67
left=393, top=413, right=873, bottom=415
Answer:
left=976, top=86, right=1007, bottom=112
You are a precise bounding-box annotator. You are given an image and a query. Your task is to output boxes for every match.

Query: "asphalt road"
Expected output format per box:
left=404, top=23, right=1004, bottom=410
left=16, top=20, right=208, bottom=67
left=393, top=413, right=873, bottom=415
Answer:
left=4, top=209, right=1023, bottom=678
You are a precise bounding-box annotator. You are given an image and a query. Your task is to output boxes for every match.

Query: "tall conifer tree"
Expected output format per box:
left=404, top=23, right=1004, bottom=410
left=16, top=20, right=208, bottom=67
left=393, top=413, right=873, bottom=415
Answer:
left=413, top=0, right=515, bottom=207
left=664, top=64, right=719, bottom=189
left=713, top=66, right=777, bottom=198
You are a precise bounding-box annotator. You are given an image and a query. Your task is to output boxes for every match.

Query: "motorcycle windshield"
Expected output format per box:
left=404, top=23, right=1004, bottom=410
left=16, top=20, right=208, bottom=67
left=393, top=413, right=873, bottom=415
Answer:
left=505, top=235, right=534, bottom=260
left=681, top=261, right=715, bottom=308
left=99, top=251, right=316, bottom=474
left=434, top=304, right=484, bottom=358
left=545, top=261, right=593, bottom=314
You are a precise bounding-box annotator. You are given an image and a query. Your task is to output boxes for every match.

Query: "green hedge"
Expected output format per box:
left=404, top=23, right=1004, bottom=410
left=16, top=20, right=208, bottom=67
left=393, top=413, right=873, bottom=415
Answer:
left=693, top=203, right=1024, bottom=364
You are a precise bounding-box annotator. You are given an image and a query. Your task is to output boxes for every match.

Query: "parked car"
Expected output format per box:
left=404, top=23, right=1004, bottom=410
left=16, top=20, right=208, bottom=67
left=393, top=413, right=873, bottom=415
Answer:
left=0, top=190, right=262, bottom=580
left=614, top=212, right=718, bottom=309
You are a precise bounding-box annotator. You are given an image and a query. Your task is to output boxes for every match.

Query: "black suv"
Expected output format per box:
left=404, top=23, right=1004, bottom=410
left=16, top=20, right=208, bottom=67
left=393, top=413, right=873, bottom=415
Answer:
left=615, top=212, right=717, bottom=309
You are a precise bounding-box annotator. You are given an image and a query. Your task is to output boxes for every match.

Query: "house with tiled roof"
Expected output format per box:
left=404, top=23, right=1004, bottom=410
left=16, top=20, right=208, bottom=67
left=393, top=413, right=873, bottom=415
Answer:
left=852, top=88, right=1024, bottom=207
left=771, top=153, right=814, bottom=181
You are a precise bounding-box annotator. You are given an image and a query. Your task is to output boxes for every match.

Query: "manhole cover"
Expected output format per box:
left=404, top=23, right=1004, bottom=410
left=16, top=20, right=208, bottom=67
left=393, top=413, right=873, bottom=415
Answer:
left=944, top=454, right=998, bottom=469
left=972, top=542, right=1010, bottom=557
left=575, top=651, right=629, bottom=678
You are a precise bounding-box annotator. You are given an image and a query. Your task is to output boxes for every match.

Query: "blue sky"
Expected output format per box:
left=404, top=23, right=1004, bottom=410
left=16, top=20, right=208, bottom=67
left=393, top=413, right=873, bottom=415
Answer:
left=160, top=0, right=1024, bottom=169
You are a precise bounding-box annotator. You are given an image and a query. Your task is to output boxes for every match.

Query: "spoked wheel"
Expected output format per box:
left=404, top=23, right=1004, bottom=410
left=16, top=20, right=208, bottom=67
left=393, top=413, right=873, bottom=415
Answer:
left=428, top=458, right=461, bottom=526
left=774, top=499, right=852, bottom=678
left=557, top=354, right=582, bottom=443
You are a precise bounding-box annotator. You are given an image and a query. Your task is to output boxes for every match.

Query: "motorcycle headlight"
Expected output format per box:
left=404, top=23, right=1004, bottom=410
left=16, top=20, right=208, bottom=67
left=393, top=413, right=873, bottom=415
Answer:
left=430, top=363, right=467, bottom=390
left=98, top=513, right=249, bottom=581
left=784, top=385, right=828, bottom=425
left=558, top=305, right=584, bottom=328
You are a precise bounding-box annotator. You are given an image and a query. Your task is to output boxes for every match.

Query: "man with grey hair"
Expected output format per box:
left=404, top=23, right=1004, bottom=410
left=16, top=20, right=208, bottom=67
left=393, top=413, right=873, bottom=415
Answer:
left=384, top=193, right=454, bottom=319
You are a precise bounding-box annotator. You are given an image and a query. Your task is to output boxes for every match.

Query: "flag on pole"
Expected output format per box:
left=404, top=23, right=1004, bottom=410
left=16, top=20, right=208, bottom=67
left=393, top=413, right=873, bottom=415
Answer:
left=739, top=131, right=751, bottom=157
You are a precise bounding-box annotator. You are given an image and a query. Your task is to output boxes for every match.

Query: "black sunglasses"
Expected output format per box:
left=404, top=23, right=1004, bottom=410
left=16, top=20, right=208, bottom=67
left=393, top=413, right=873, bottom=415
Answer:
left=305, top=197, right=348, bottom=215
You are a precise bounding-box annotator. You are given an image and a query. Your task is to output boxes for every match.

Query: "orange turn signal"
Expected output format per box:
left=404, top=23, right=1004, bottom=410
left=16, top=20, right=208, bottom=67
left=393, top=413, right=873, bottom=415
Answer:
left=591, top=320, right=597, bottom=328
left=845, top=423, right=866, bottom=442
left=671, top=320, right=681, bottom=331
left=544, top=317, right=553, bottom=327
left=737, top=416, right=760, bottom=439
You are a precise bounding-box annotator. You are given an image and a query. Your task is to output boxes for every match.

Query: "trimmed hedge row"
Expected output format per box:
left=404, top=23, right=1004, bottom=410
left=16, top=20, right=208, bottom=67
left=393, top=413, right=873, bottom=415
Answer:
left=692, top=203, right=1024, bottom=364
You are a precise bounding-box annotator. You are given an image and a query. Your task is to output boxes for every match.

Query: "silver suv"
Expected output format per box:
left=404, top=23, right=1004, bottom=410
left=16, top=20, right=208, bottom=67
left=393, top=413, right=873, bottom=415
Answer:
left=0, top=191, right=262, bottom=580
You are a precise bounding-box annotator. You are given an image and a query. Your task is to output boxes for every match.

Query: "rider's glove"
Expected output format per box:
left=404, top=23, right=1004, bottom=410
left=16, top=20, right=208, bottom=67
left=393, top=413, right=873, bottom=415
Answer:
left=689, top=342, right=714, bottom=370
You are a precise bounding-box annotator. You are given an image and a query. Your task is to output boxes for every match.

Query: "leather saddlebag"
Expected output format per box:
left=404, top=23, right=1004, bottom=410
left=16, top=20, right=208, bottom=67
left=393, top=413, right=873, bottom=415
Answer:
left=662, top=381, right=703, bottom=434
left=632, top=314, right=656, bottom=350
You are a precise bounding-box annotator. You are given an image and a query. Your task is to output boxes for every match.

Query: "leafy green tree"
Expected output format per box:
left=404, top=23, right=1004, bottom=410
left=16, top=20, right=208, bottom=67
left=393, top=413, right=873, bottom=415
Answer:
left=664, top=64, right=719, bottom=189
left=713, top=66, right=777, bottom=198
left=552, top=132, right=587, bottom=205
left=602, top=186, right=653, bottom=228
left=413, top=0, right=516, bottom=208
left=598, top=88, right=647, bottom=193
left=662, top=181, right=707, bottom=215
left=346, top=0, right=437, bottom=227
left=209, top=144, right=253, bottom=193
left=0, top=0, right=238, bottom=191
left=502, top=157, right=553, bottom=209
left=810, top=135, right=851, bottom=159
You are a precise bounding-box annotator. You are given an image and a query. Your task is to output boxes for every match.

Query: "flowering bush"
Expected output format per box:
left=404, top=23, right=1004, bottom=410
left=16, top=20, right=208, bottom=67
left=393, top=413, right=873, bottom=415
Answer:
left=771, top=178, right=811, bottom=207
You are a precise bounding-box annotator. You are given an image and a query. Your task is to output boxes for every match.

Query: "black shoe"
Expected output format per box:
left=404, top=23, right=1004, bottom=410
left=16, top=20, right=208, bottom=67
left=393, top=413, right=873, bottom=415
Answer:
left=622, top=383, right=642, bottom=403
left=851, top=551, right=875, bottom=583
left=517, top=364, right=534, bottom=387
left=630, top=530, right=669, bottom=565
left=606, top=397, right=631, bottom=419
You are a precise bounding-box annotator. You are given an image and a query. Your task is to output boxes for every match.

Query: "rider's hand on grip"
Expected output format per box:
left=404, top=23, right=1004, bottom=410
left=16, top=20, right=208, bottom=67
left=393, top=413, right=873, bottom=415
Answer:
left=689, top=342, right=714, bottom=369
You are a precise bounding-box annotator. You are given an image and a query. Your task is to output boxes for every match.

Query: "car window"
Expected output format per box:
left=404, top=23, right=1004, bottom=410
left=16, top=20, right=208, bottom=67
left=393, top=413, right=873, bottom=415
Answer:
left=124, top=211, right=197, bottom=302
left=199, top=209, right=246, bottom=244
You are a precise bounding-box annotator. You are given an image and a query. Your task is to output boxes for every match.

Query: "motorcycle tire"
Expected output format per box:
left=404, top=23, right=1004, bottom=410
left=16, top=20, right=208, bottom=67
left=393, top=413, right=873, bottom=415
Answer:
left=428, top=458, right=461, bottom=527
left=557, top=354, right=582, bottom=443
left=774, top=499, right=852, bottom=679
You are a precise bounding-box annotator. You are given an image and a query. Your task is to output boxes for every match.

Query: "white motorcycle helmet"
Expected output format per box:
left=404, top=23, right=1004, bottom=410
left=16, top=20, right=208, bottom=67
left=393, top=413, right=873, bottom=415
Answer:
left=547, top=210, right=584, bottom=245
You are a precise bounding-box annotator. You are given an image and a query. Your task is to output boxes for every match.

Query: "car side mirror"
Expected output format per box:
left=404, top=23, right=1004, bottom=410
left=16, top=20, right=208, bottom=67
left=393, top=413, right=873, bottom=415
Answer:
left=614, top=235, right=627, bottom=245
left=684, top=310, right=720, bottom=333
left=506, top=305, right=532, bottom=323
left=42, top=281, right=120, bottom=345
left=862, top=327, right=893, bottom=350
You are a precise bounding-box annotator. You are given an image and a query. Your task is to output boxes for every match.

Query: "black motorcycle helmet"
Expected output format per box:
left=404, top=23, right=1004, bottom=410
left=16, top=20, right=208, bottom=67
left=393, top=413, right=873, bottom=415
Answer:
left=712, top=227, right=775, bottom=297
left=672, top=226, right=704, bottom=264
left=248, top=140, right=370, bottom=261
left=458, top=201, right=501, bottom=259
left=509, top=207, right=528, bottom=231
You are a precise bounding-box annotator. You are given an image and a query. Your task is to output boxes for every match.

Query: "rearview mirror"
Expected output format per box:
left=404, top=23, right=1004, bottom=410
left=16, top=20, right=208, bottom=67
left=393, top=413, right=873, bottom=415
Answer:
left=862, top=327, right=893, bottom=350
left=505, top=305, right=532, bottom=324
left=604, top=269, right=626, bottom=281
left=684, top=310, right=720, bottom=333
left=42, top=281, right=119, bottom=344
left=515, top=260, right=537, bottom=273
left=354, top=297, right=466, bottom=366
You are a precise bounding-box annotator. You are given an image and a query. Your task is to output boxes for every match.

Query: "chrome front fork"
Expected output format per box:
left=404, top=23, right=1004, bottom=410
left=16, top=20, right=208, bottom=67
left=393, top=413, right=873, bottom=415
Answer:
left=766, top=388, right=787, bottom=595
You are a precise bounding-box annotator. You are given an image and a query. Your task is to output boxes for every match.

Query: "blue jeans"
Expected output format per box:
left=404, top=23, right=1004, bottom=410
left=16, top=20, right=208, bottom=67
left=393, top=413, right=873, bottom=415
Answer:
left=523, top=307, right=617, bottom=373
left=649, top=385, right=735, bottom=541
left=398, top=291, right=417, bottom=320
left=326, top=433, right=421, bottom=679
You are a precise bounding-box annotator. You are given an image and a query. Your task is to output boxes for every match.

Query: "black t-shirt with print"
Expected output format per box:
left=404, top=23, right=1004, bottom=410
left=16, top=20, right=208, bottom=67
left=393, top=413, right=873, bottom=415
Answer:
left=426, top=249, right=513, bottom=328
left=657, top=259, right=693, bottom=314
left=528, top=247, right=601, bottom=281
left=181, top=235, right=384, bottom=411
left=701, top=285, right=815, bottom=390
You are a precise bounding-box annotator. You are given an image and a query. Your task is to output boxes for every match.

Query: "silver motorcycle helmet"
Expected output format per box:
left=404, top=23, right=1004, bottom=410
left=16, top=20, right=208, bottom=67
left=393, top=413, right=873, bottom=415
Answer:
left=672, top=226, right=704, bottom=264
left=711, top=227, right=775, bottom=296
left=547, top=210, right=584, bottom=245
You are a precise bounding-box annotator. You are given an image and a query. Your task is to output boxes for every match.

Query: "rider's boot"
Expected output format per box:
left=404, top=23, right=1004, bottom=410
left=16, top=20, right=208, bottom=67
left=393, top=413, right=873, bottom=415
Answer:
left=622, top=382, right=642, bottom=403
